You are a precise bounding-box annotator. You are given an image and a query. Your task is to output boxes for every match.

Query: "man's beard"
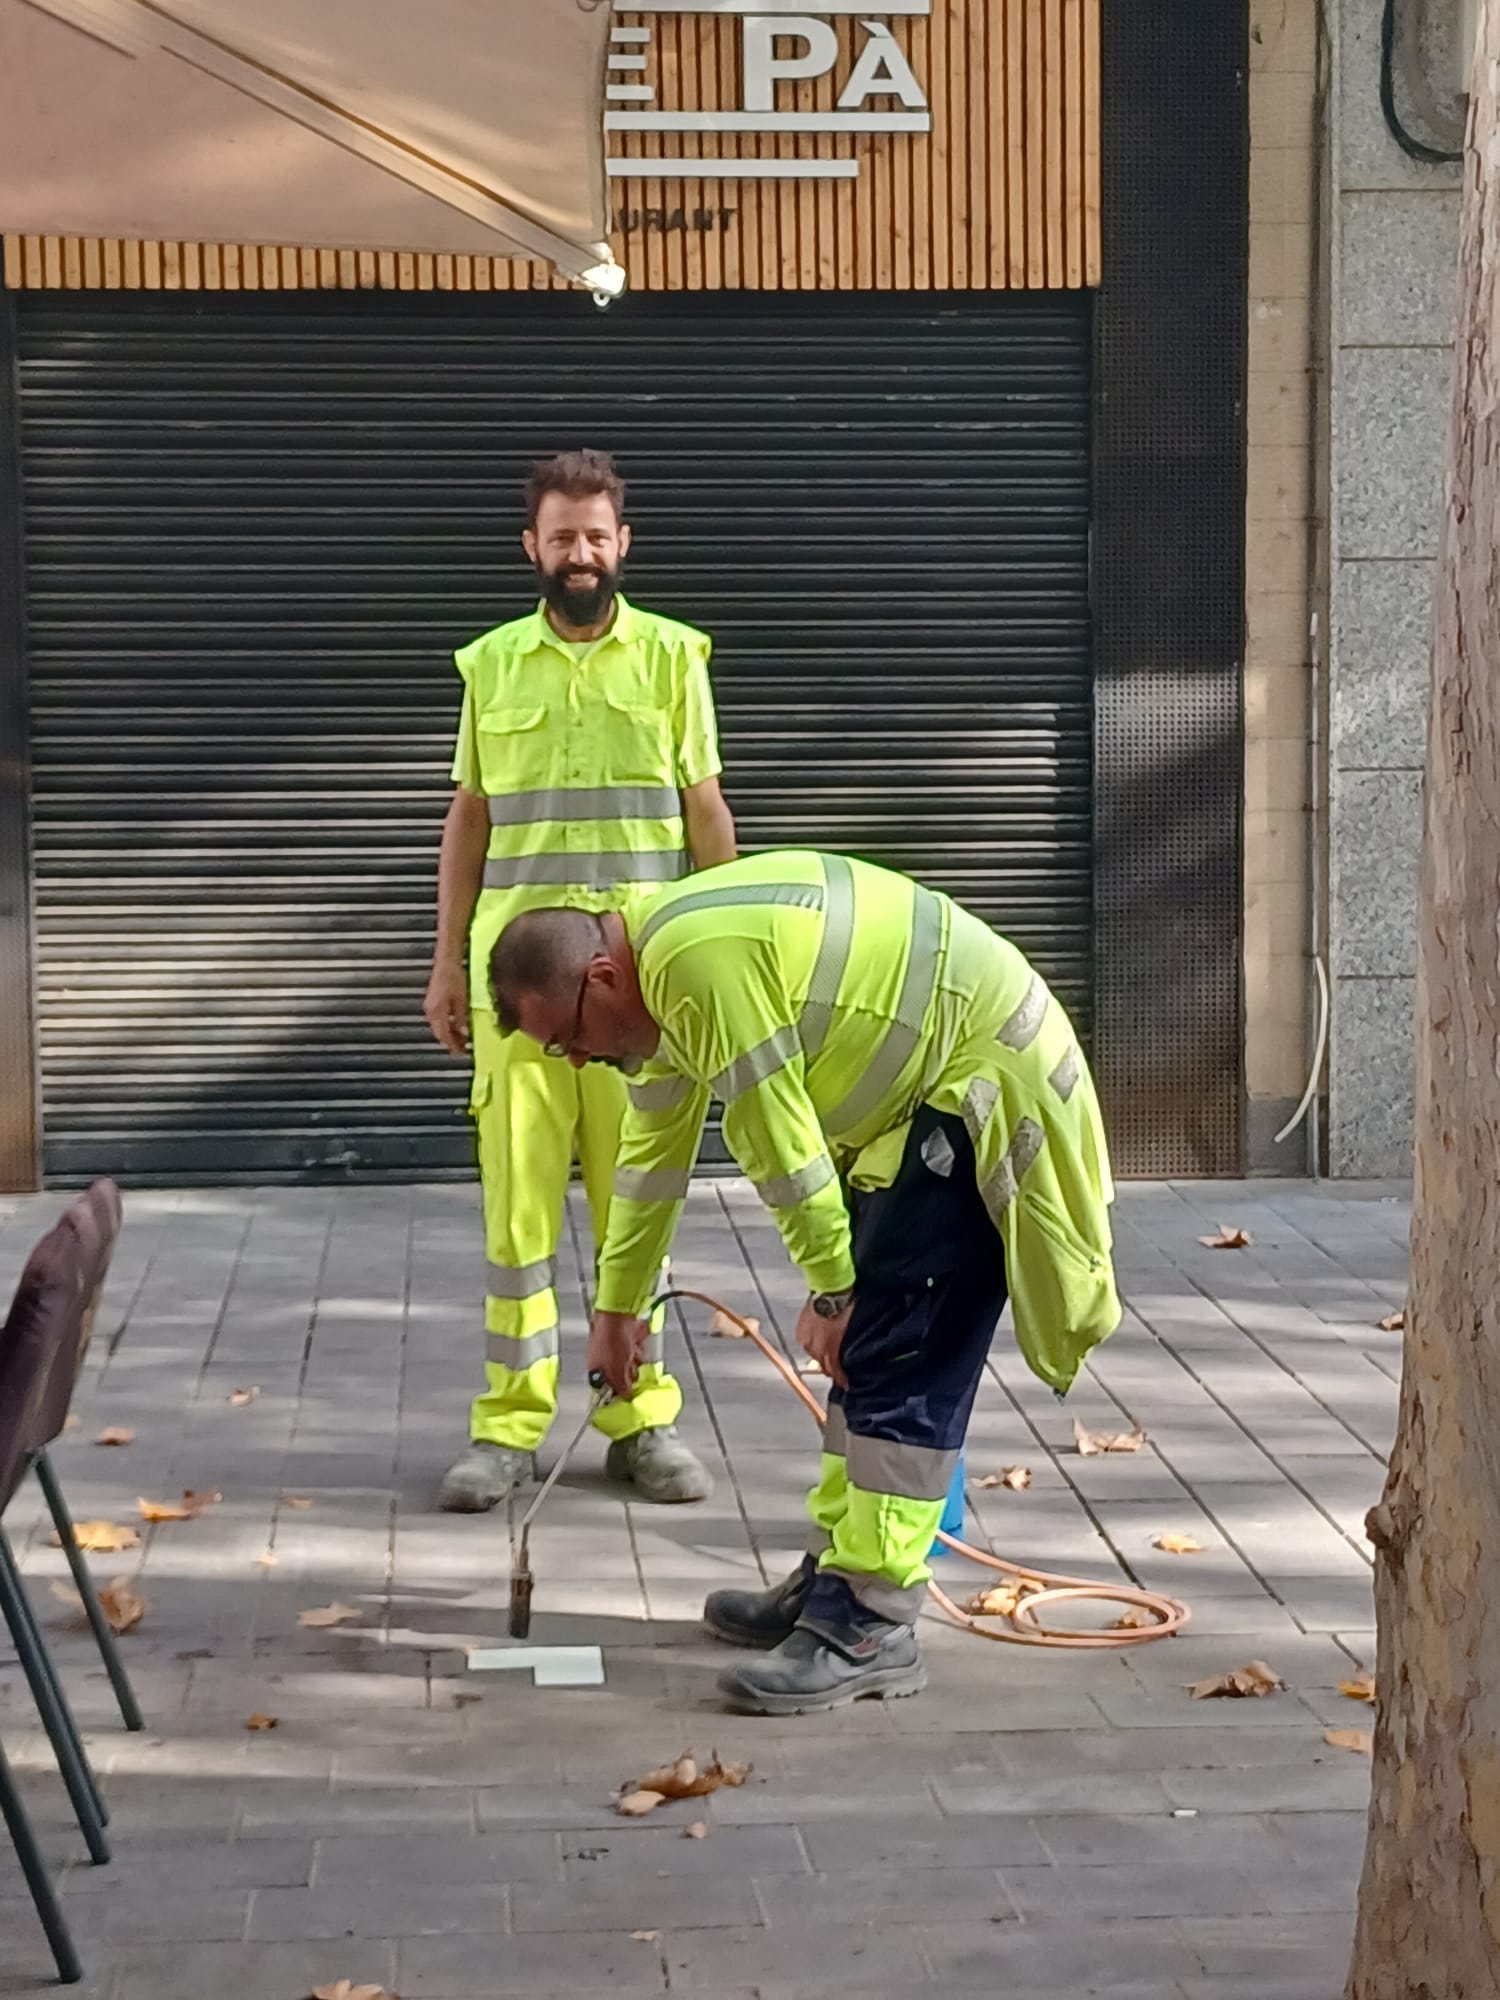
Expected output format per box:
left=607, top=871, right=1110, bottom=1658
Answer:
left=539, top=560, right=622, bottom=630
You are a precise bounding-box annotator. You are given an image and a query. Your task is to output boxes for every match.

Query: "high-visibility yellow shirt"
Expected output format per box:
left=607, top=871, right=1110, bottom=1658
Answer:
left=593, top=850, right=1120, bottom=1395
left=452, top=595, right=722, bottom=1012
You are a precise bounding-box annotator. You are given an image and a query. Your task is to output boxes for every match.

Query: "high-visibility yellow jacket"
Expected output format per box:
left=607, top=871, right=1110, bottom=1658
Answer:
left=593, top=850, right=1120, bottom=1394
left=452, top=596, right=722, bottom=1012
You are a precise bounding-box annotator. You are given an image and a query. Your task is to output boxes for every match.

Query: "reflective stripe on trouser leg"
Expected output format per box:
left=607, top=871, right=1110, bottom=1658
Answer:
left=816, top=1433, right=958, bottom=1621
left=574, top=1057, right=684, bottom=1444
left=805, top=1398, right=849, bottom=1558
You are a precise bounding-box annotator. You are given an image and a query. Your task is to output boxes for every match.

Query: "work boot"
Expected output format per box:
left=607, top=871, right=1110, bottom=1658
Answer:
left=605, top=1426, right=714, bottom=1503
left=703, top=1555, right=816, bottom=1649
left=438, top=1441, right=533, bottom=1513
left=717, top=1583, right=925, bottom=1715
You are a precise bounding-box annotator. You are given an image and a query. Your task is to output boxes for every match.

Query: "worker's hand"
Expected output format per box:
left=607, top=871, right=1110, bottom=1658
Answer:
left=587, top=1310, right=650, bottom=1399
left=795, top=1295, right=853, bottom=1390
left=423, top=959, right=471, bottom=1056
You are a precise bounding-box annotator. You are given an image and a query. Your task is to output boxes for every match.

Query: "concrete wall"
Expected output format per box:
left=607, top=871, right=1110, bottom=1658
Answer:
left=1244, top=0, right=1321, bottom=1173
left=1327, top=0, right=1461, bottom=1174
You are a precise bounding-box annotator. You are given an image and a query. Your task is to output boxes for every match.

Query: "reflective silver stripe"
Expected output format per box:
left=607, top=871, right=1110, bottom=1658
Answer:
left=489, top=785, right=681, bottom=826
left=998, top=973, right=1049, bottom=1052
left=961, top=1075, right=999, bottom=1147
left=636, top=881, right=824, bottom=952
left=920, top=1127, right=956, bottom=1178
left=1049, top=1045, right=1081, bottom=1101
left=756, top=1154, right=837, bottom=1209
left=800, top=853, right=855, bottom=1063
left=485, top=1256, right=556, bottom=1300
left=628, top=1074, right=695, bottom=1113
left=977, top=1115, right=1047, bottom=1222
left=824, top=886, right=943, bottom=1133
left=822, top=1402, right=848, bottom=1457
left=614, top=1166, right=693, bottom=1203
left=484, top=849, right=685, bottom=889
left=486, top=1324, right=561, bottom=1371
left=712, top=1023, right=802, bottom=1103
left=846, top=1433, right=961, bottom=1503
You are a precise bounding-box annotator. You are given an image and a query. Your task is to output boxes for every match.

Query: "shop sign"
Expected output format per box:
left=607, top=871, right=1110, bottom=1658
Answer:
left=606, top=2, right=930, bottom=182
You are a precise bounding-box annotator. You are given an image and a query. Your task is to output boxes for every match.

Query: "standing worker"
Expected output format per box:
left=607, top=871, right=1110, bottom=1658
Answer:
left=423, top=450, right=737, bottom=1513
left=488, top=850, right=1120, bottom=1711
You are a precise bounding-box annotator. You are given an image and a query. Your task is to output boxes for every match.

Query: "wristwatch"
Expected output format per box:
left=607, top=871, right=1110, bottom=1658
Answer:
left=811, top=1288, right=856, bottom=1320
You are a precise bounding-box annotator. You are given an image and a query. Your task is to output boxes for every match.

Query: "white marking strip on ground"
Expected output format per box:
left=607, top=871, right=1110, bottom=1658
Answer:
left=467, top=1645, right=606, bottom=1686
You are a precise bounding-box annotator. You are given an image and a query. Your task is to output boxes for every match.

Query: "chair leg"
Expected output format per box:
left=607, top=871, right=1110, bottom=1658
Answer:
left=0, top=1729, right=83, bottom=1984
left=33, top=1449, right=144, bottom=1732
left=0, top=1534, right=110, bottom=1864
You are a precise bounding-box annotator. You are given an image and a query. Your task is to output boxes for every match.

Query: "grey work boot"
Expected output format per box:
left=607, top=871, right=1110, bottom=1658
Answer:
left=438, top=1441, right=533, bottom=1514
left=717, top=1586, right=926, bottom=1715
left=704, top=1556, right=816, bottom=1649
left=605, top=1426, right=714, bottom=1503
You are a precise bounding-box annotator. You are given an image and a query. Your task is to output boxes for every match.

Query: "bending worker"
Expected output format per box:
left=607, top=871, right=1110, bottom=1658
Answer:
left=423, top=449, right=736, bottom=1513
left=489, top=849, right=1120, bottom=1714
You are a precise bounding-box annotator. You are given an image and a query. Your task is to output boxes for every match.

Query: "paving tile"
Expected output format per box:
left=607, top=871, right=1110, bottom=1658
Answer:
left=112, top=1938, right=398, bottom=2000
left=754, top=1864, right=1013, bottom=1925
left=661, top=1918, right=927, bottom=1992
left=398, top=1928, right=670, bottom=1994
left=248, top=1880, right=509, bottom=1940
left=919, top=1915, right=1200, bottom=1988
left=516, top=1874, right=761, bottom=1932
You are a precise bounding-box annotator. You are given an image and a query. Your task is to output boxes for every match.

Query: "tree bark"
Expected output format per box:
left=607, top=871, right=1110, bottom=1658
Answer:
left=1346, top=9, right=1500, bottom=1995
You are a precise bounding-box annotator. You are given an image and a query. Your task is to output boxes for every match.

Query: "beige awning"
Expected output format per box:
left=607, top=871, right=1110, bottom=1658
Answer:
left=0, top=0, right=623, bottom=292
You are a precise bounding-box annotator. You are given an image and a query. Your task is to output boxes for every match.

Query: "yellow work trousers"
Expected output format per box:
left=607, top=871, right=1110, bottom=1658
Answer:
left=468, top=1009, right=681, bottom=1451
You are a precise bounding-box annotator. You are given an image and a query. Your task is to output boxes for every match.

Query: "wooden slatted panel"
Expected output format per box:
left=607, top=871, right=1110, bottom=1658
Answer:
left=1, top=0, right=1098, bottom=294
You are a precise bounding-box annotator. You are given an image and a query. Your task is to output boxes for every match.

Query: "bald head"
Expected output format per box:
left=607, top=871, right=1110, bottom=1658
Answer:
left=490, top=909, right=604, bottom=1033
left=489, top=907, right=659, bottom=1069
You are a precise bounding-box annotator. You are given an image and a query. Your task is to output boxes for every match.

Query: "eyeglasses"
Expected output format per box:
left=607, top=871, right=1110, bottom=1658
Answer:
left=543, top=964, right=591, bottom=1060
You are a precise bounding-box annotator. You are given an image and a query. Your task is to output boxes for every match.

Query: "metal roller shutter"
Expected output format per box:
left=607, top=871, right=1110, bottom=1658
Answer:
left=14, top=289, right=1092, bottom=1184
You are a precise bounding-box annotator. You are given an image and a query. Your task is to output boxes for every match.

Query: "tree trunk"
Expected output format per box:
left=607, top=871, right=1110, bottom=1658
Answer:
left=1346, top=8, right=1500, bottom=1996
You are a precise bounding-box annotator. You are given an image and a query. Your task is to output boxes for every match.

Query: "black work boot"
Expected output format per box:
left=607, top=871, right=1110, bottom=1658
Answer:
left=703, top=1555, right=816, bottom=1649
left=717, top=1580, right=925, bottom=1715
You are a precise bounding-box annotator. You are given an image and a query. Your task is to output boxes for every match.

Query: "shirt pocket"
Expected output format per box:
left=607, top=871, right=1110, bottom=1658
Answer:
left=600, top=692, right=674, bottom=788
left=474, top=705, right=550, bottom=797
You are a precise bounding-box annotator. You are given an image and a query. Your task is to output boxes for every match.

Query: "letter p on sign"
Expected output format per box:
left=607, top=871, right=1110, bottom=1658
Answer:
left=742, top=15, right=839, bottom=110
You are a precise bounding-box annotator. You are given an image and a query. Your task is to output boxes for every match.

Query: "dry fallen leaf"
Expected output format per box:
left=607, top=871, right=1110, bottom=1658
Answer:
left=138, top=1490, right=221, bottom=1524
left=1187, top=1660, right=1285, bottom=1700
left=309, top=1983, right=392, bottom=2000
left=1325, top=1727, right=1373, bottom=1756
left=1199, top=1223, right=1251, bottom=1249
left=1154, top=1533, right=1203, bottom=1555
left=298, top=1602, right=362, bottom=1629
left=1113, top=1604, right=1158, bottom=1631
left=1378, top=1311, right=1405, bottom=1333
left=977, top=1467, right=1033, bottom=1491
left=57, top=1519, right=140, bottom=1554
left=625, top=1750, right=752, bottom=1804
left=228, top=1386, right=260, bottom=1406
left=797, top=1356, right=825, bottom=1375
left=95, top=1427, right=135, bottom=1447
left=98, top=1578, right=146, bottom=1634
left=684, top=1821, right=709, bottom=1839
left=255, top=1549, right=279, bottom=1568
left=245, top=1713, right=279, bottom=1731
left=630, top=1930, right=662, bottom=1943
left=283, top=1495, right=315, bottom=1510
left=1073, top=1416, right=1148, bottom=1457
left=1340, top=1671, right=1377, bottom=1705
left=615, top=1789, right=666, bottom=1817
left=965, top=1581, right=1039, bottom=1620
left=708, top=1308, right=759, bottom=1339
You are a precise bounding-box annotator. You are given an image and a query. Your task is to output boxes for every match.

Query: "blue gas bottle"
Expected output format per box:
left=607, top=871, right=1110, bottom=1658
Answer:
left=930, top=1450, right=965, bottom=1556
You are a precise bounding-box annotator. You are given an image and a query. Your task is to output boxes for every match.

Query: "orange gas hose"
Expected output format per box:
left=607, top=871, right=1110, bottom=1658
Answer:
left=664, top=1289, right=1190, bottom=1648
